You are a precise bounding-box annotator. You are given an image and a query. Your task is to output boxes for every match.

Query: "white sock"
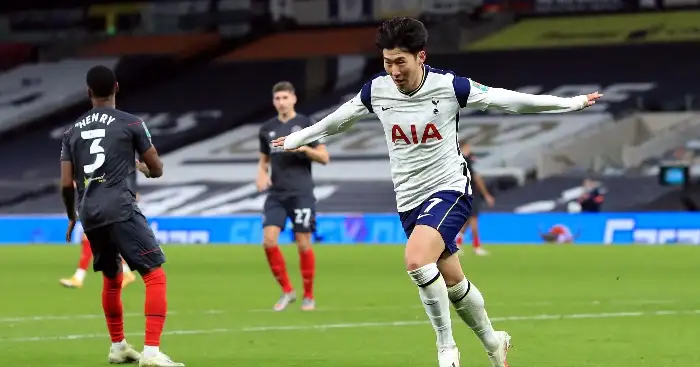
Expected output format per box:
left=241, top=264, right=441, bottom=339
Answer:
left=448, top=278, right=500, bottom=352
left=74, top=268, right=87, bottom=282
left=111, top=339, right=127, bottom=349
left=143, top=345, right=160, bottom=358
left=122, top=262, right=131, bottom=273
left=408, top=263, right=456, bottom=349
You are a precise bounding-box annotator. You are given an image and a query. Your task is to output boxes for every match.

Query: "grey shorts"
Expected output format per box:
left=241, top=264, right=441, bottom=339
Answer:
left=471, top=196, right=482, bottom=217
left=263, top=194, right=316, bottom=233
left=84, top=212, right=165, bottom=274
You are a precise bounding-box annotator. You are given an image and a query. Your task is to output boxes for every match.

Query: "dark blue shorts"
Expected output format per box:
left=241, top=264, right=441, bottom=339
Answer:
left=398, top=190, right=473, bottom=255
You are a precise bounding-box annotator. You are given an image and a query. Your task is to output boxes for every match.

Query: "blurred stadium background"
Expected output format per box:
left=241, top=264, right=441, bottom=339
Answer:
left=1, top=1, right=699, bottom=366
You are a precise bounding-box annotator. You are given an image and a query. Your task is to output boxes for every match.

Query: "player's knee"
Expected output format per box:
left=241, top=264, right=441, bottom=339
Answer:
left=262, top=236, right=278, bottom=248
left=405, top=259, right=426, bottom=271
left=262, top=226, right=281, bottom=248
left=138, top=265, right=161, bottom=278
left=404, top=247, right=431, bottom=271
left=294, top=232, right=312, bottom=251
left=103, top=267, right=122, bottom=279
left=297, top=242, right=312, bottom=252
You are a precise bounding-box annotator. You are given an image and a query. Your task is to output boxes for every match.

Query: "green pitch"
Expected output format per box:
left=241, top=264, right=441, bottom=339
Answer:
left=0, top=245, right=699, bottom=366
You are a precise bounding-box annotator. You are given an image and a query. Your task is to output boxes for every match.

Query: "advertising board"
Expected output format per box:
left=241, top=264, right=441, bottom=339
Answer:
left=3, top=212, right=700, bottom=245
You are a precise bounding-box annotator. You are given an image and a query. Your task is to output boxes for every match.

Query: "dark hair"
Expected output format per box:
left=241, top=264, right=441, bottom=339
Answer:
left=272, top=81, right=295, bottom=95
left=375, top=17, right=428, bottom=53
left=86, top=65, right=116, bottom=98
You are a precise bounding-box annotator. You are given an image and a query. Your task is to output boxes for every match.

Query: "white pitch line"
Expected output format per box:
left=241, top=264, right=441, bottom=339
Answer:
left=0, top=299, right=680, bottom=322
left=0, top=309, right=223, bottom=324
left=1, top=309, right=698, bottom=343
left=246, top=299, right=678, bottom=313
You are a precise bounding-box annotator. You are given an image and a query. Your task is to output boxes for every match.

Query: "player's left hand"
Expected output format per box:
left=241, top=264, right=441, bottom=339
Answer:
left=584, top=91, right=603, bottom=107
left=65, top=218, right=76, bottom=242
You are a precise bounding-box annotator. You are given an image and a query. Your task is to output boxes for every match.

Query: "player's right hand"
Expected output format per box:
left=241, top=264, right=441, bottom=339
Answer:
left=65, top=219, right=76, bottom=242
left=271, top=136, right=286, bottom=148
left=271, top=136, right=304, bottom=152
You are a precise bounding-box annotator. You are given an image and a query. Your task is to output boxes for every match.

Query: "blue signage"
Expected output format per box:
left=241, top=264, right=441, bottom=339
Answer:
left=0, top=212, right=699, bottom=245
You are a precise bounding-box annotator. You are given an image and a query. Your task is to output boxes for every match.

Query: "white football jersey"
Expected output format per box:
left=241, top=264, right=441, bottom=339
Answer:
left=357, top=66, right=475, bottom=211
left=283, top=64, right=588, bottom=212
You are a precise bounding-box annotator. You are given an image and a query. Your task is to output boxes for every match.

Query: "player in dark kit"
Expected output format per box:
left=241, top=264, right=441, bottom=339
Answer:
left=256, top=81, right=330, bottom=312
left=455, top=143, right=495, bottom=256
left=59, top=65, right=184, bottom=367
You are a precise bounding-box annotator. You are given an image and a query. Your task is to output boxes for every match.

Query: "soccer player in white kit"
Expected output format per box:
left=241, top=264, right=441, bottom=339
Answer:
left=273, top=17, right=602, bottom=367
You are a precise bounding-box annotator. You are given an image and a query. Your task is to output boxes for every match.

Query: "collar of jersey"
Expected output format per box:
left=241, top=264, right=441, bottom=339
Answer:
left=397, top=64, right=428, bottom=97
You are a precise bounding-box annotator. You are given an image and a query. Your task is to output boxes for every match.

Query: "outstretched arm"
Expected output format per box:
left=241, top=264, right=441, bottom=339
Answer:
left=276, top=92, right=372, bottom=150
left=457, top=77, right=602, bottom=114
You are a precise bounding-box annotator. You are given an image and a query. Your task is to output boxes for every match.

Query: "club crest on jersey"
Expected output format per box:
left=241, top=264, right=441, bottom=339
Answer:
left=391, top=123, right=442, bottom=145
left=432, top=99, right=439, bottom=114
left=268, top=131, right=276, bottom=137
left=292, top=125, right=301, bottom=133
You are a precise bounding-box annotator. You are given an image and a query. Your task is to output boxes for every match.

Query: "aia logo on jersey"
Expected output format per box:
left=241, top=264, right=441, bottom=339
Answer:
left=391, top=123, right=443, bottom=144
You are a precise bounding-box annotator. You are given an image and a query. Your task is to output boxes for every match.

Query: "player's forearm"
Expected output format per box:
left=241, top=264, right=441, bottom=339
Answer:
left=473, top=174, right=491, bottom=197
left=60, top=186, right=77, bottom=221
left=485, top=88, right=588, bottom=114
left=284, top=103, right=364, bottom=150
left=257, top=161, right=269, bottom=176
left=303, top=147, right=330, bottom=164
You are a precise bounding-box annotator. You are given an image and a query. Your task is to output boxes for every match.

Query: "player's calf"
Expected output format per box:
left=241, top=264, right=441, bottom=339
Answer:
left=135, top=267, right=184, bottom=366
left=295, top=232, right=315, bottom=307
left=101, top=270, right=141, bottom=364
left=405, top=225, right=456, bottom=350
left=438, top=254, right=503, bottom=357
left=263, top=226, right=295, bottom=307
left=140, top=267, right=167, bottom=355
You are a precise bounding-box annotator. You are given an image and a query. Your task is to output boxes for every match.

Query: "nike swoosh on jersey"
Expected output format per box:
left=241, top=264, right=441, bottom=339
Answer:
left=417, top=214, right=432, bottom=219
left=381, top=106, right=393, bottom=111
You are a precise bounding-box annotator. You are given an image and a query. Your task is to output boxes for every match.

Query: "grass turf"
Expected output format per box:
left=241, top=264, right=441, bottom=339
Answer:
left=0, top=244, right=698, bottom=366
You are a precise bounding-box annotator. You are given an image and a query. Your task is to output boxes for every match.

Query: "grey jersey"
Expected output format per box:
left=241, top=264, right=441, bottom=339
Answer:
left=259, top=115, right=319, bottom=196
left=60, top=107, right=152, bottom=230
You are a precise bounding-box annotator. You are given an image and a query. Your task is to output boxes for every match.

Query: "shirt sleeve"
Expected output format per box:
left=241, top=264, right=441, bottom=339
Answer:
left=259, top=127, right=271, bottom=155
left=453, top=75, right=588, bottom=114
left=130, top=120, right=153, bottom=155
left=60, top=130, right=72, bottom=162
left=283, top=86, right=373, bottom=150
